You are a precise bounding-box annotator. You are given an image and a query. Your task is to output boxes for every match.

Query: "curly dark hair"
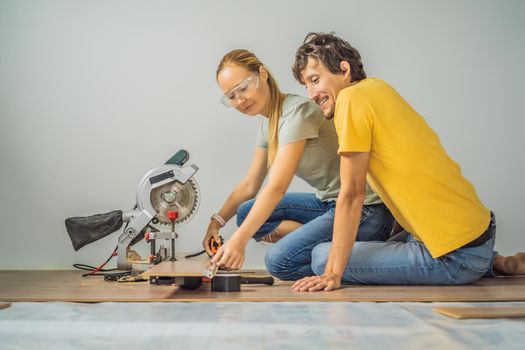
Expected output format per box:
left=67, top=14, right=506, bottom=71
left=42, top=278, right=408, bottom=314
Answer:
left=292, top=32, right=366, bottom=84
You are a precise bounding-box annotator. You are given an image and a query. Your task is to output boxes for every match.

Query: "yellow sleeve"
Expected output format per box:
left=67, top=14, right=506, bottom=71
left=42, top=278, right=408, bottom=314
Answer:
left=334, top=88, right=374, bottom=154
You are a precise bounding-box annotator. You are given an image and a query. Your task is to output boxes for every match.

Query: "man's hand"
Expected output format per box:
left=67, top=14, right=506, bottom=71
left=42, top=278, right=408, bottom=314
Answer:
left=210, top=236, right=246, bottom=270
left=291, top=152, right=369, bottom=292
left=292, top=272, right=342, bottom=292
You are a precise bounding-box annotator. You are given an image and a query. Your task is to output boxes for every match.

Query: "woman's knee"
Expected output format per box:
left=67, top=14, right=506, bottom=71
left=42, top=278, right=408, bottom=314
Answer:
left=264, top=245, right=285, bottom=278
left=311, top=243, right=331, bottom=275
left=264, top=243, right=304, bottom=280
left=236, top=199, right=255, bottom=227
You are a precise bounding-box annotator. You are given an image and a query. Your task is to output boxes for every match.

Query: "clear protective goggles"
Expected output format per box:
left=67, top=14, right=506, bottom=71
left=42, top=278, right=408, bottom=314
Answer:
left=220, top=74, right=259, bottom=107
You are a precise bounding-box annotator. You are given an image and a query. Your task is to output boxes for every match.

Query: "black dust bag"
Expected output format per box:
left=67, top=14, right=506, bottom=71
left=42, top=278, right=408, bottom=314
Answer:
left=65, top=210, right=123, bottom=251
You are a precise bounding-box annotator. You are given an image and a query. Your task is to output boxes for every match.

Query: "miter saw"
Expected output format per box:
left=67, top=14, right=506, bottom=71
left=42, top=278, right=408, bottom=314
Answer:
left=65, top=149, right=200, bottom=271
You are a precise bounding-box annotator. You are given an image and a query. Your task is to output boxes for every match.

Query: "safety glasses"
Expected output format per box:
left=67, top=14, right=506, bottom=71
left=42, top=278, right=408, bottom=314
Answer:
left=220, top=74, right=259, bottom=107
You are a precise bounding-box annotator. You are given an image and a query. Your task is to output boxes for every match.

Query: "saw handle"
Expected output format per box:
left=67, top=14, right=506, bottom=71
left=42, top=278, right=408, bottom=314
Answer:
left=240, top=276, right=275, bottom=286
left=165, top=149, right=189, bottom=166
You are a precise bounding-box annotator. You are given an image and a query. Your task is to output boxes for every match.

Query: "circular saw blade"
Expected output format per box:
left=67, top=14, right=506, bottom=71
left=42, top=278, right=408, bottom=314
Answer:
left=150, top=178, right=200, bottom=226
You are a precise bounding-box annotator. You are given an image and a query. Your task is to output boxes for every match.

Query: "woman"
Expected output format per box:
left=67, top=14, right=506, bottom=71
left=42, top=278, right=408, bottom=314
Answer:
left=204, top=49, right=395, bottom=280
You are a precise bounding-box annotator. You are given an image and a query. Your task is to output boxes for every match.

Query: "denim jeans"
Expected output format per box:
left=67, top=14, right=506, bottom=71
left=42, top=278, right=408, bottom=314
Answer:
left=310, top=213, right=497, bottom=285
left=236, top=192, right=395, bottom=280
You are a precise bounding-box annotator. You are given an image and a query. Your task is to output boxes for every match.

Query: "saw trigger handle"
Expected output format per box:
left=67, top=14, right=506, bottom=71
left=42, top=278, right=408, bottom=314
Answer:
left=165, top=149, right=189, bottom=166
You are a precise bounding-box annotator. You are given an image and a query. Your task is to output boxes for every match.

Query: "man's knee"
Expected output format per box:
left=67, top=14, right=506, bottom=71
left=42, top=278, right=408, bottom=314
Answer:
left=311, top=243, right=331, bottom=275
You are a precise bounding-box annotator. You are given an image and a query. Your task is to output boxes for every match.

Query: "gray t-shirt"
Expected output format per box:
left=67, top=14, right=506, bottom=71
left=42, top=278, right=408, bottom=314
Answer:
left=256, top=94, right=381, bottom=204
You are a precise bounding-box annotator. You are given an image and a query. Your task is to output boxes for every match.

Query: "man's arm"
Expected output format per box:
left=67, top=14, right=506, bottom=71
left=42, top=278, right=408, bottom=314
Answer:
left=292, top=151, right=369, bottom=292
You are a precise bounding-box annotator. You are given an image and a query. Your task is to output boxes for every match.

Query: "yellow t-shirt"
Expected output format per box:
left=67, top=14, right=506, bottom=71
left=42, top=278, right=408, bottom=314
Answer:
left=334, top=78, right=490, bottom=258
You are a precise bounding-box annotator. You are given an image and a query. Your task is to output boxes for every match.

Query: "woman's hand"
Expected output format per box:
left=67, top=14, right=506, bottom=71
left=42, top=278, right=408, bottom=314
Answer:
left=292, top=272, right=342, bottom=292
left=210, top=236, right=246, bottom=270
left=203, top=221, right=221, bottom=256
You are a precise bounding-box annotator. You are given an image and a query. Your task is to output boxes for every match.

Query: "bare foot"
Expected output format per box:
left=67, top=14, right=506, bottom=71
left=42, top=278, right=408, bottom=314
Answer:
left=493, top=253, right=525, bottom=276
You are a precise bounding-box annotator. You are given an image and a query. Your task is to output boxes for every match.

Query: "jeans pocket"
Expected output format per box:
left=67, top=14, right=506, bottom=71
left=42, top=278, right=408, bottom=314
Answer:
left=448, top=240, right=495, bottom=282
left=461, top=258, right=491, bottom=275
left=442, top=264, right=482, bottom=285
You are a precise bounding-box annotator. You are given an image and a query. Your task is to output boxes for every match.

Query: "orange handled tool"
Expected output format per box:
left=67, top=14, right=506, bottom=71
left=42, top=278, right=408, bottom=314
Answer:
left=210, top=235, right=224, bottom=254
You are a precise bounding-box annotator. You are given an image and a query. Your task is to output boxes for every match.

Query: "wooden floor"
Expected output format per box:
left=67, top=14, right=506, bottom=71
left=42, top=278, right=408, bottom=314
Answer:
left=1, top=270, right=525, bottom=302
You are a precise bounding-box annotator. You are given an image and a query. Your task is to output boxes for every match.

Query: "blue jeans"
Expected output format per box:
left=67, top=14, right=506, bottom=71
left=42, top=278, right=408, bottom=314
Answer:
left=236, top=192, right=395, bottom=280
left=310, top=213, right=497, bottom=285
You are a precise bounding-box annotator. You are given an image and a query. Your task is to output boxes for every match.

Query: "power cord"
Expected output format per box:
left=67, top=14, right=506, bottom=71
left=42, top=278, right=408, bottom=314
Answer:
left=73, top=246, right=131, bottom=278
left=184, top=250, right=206, bottom=259
left=185, top=235, right=224, bottom=259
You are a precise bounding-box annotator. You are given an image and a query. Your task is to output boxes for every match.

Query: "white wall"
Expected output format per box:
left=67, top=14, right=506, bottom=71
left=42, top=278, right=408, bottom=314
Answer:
left=1, top=0, right=524, bottom=269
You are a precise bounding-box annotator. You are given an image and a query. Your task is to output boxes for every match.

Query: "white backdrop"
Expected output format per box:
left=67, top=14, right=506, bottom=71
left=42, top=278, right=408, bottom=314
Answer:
left=1, top=0, right=524, bottom=269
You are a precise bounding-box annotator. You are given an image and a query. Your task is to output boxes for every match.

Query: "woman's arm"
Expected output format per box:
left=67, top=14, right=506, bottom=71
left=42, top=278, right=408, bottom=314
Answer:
left=212, top=140, right=306, bottom=269
left=202, top=147, right=268, bottom=255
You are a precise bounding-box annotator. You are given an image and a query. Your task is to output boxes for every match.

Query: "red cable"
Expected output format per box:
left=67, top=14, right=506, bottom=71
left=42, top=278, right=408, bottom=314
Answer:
left=89, top=248, right=118, bottom=275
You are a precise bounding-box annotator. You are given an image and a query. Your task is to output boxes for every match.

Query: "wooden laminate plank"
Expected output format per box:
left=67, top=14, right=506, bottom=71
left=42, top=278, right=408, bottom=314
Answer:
left=142, top=260, right=209, bottom=277
left=1, top=270, right=525, bottom=303
left=433, top=306, right=525, bottom=319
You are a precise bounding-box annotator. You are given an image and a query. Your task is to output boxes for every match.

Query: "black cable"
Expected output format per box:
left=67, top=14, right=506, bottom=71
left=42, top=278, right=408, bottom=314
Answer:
left=185, top=235, right=224, bottom=259
left=185, top=250, right=207, bottom=259
left=103, top=271, right=133, bottom=282
left=73, top=246, right=121, bottom=277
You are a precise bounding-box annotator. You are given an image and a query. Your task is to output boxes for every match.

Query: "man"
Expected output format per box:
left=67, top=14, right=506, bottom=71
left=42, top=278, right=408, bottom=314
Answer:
left=290, top=32, right=523, bottom=292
